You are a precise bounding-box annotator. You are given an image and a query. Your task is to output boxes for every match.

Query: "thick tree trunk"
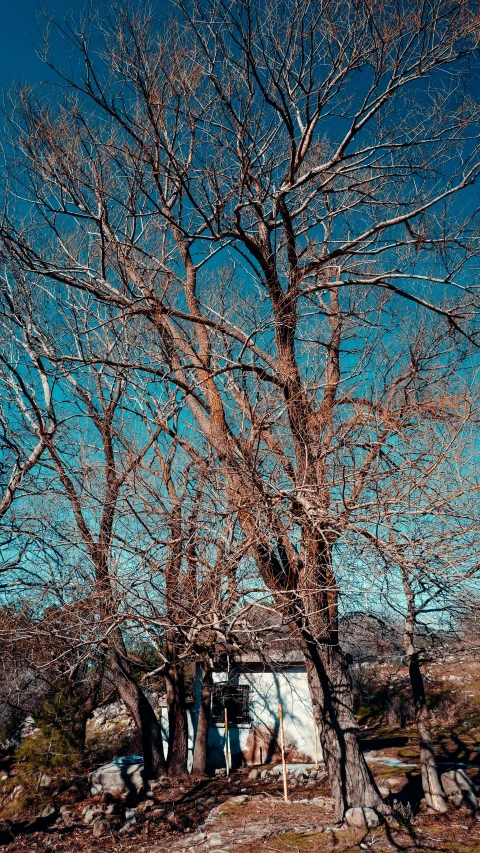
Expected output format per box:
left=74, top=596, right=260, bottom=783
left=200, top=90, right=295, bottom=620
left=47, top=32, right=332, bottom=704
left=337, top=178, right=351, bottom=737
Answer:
left=192, top=663, right=212, bottom=775
left=109, top=631, right=166, bottom=779
left=165, top=662, right=188, bottom=776
left=407, top=651, right=447, bottom=812
left=401, top=584, right=447, bottom=813
left=302, top=629, right=388, bottom=821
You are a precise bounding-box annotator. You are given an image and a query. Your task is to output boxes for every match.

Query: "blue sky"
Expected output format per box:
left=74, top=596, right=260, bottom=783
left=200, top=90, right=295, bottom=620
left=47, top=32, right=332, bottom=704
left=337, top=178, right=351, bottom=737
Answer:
left=0, top=0, right=71, bottom=88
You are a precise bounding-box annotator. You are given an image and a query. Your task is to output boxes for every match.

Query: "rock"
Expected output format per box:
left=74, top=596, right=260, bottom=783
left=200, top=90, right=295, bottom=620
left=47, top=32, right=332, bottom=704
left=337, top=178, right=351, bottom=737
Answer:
left=379, top=786, right=391, bottom=797
left=41, top=805, right=56, bottom=819
left=249, top=768, right=261, bottom=780
left=166, top=810, right=176, bottom=820
left=441, top=769, right=478, bottom=810
left=105, top=802, right=122, bottom=815
left=344, top=807, right=381, bottom=829
left=119, top=821, right=135, bottom=835
left=306, top=780, right=317, bottom=788
left=294, top=768, right=306, bottom=779
left=125, top=807, right=137, bottom=822
left=270, top=766, right=281, bottom=777
left=386, top=777, right=404, bottom=788
left=89, top=756, right=145, bottom=797
left=309, top=770, right=318, bottom=779
left=59, top=805, right=71, bottom=815
left=260, top=769, right=270, bottom=779
left=208, top=835, right=226, bottom=847
left=92, top=819, right=110, bottom=837
left=38, top=774, right=52, bottom=788
left=215, top=769, right=227, bottom=777
left=83, top=807, right=103, bottom=825
left=137, top=798, right=154, bottom=814
left=223, top=794, right=249, bottom=805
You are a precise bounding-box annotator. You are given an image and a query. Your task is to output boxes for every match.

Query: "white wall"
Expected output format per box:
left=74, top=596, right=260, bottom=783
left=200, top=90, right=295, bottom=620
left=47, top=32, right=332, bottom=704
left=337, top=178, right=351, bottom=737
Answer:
left=197, top=666, right=322, bottom=770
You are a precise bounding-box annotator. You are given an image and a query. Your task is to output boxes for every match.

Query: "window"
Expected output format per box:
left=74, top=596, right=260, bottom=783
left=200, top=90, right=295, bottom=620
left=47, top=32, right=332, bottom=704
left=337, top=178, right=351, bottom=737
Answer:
left=211, top=683, right=251, bottom=725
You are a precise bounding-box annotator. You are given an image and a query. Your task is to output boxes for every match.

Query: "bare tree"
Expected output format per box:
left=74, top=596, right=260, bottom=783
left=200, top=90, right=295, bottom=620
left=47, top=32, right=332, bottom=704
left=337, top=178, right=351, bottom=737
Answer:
left=1, top=0, right=480, bottom=817
left=0, top=278, right=56, bottom=522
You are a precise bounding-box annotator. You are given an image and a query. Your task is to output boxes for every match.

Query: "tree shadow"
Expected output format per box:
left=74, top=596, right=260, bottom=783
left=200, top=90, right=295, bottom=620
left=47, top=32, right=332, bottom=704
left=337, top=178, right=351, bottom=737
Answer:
left=0, top=810, right=59, bottom=845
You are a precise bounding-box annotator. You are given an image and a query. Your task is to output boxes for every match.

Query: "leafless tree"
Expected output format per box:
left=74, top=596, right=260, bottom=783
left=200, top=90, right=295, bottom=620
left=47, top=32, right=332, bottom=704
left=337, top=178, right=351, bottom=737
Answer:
left=0, top=276, right=56, bottom=523
left=343, top=369, right=480, bottom=812
left=1, top=0, right=480, bottom=816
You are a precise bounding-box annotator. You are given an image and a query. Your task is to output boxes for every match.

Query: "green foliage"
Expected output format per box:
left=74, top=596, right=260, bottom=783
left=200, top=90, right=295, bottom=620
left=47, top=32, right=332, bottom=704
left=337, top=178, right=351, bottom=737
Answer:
left=15, top=682, right=85, bottom=779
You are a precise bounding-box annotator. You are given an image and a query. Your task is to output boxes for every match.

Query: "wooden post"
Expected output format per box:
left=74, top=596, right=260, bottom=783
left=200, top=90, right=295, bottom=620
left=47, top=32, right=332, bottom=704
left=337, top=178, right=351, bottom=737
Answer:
left=313, top=713, right=319, bottom=770
left=278, top=703, right=289, bottom=802
left=224, top=706, right=230, bottom=776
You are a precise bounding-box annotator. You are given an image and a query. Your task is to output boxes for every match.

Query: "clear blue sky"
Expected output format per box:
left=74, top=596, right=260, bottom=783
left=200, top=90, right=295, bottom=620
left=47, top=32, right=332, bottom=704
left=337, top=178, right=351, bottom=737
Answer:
left=0, top=0, right=75, bottom=89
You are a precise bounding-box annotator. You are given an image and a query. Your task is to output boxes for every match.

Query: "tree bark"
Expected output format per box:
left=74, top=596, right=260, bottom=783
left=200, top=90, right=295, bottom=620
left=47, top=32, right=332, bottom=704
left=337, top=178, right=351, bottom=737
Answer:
left=402, top=584, right=447, bottom=813
left=301, top=628, right=388, bottom=821
left=165, top=661, right=188, bottom=776
left=192, top=662, right=212, bottom=775
left=109, top=631, right=166, bottom=779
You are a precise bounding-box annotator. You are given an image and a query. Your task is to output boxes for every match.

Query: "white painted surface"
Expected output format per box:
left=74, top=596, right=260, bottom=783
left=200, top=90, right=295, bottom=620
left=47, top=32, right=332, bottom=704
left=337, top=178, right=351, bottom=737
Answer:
left=193, top=666, right=322, bottom=770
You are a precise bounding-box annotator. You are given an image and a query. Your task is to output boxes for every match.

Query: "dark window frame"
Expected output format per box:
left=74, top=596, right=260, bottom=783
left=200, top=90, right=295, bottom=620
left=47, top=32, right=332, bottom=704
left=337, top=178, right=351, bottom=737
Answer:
left=211, top=683, right=251, bottom=725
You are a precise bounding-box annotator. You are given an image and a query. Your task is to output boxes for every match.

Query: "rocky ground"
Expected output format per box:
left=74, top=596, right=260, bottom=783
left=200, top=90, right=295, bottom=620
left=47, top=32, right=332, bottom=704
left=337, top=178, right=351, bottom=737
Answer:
left=3, top=653, right=480, bottom=851
left=1, top=754, right=480, bottom=853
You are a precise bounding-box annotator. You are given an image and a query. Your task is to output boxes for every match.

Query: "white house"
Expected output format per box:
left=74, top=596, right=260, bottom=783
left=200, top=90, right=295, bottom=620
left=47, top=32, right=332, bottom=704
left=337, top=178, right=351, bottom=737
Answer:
left=193, top=647, right=322, bottom=771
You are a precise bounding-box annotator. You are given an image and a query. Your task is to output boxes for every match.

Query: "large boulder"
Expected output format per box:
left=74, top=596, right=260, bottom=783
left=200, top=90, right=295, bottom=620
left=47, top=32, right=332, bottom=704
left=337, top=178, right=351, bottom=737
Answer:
left=344, top=807, right=381, bottom=829
left=89, top=756, right=145, bottom=797
left=441, top=769, right=478, bottom=810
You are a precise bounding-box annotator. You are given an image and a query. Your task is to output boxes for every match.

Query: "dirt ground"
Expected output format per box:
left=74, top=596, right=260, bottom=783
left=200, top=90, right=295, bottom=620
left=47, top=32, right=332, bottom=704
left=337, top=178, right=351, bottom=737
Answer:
left=3, top=653, right=480, bottom=851
left=1, top=754, right=480, bottom=853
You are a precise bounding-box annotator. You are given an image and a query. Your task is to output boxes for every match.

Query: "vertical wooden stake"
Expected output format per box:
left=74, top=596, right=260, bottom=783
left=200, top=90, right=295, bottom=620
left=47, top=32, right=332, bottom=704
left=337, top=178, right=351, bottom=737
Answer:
left=224, top=706, right=230, bottom=776
left=278, top=703, right=289, bottom=803
left=313, top=713, right=319, bottom=770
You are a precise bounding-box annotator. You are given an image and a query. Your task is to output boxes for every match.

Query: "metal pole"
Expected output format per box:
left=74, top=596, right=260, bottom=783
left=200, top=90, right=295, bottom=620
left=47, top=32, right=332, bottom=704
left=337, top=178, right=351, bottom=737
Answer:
left=224, top=706, right=230, bottom=776
left=313, top=713, right=319, bottom=770
left=278, top=703, right=289, bottom=802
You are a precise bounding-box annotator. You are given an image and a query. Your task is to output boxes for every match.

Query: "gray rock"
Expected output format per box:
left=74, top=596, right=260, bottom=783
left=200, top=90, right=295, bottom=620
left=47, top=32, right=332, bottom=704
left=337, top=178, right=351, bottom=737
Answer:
left=207, top=836, right=226, bottom=847
left=305, top=780, right=317, bottom=788
left=125, top=807, right=137, bottom=822
left=41, top=805, right=56, bottom=819
left=309, top=770, right=318, bottom=779
left=344, top=807, right=381, bottom=829
left=260, top=769, right=270, bottom=779
left=38, top=774, right=52, bottom=788
left=83, top=807, right=103, bottom=825
left=248, top=768, right=261, bottom=780
left=215, top=769, right=227, bottom=777
left=270, top=766, right=281, bottom=777
left=89, top=756, right=145, bottom=797
left=441, top=769, right=478, bottom=810
left=378, top=786, right=391, bottom=797
left=59, top=805, right=71, bottom=815
left=223, top=794, right=249, bottom=805
left=92, top=819, right=110, bottom=837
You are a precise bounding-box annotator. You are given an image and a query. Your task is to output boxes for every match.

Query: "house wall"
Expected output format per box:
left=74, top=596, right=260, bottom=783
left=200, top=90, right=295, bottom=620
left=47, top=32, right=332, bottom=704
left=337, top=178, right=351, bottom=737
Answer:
left=194, top=666, right=322, bottom=771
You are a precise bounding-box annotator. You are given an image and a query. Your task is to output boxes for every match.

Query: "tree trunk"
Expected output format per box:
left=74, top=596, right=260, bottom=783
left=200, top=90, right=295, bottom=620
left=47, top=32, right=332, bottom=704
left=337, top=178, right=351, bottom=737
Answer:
left=165, top=661, right=188, bottom=776
left=109, top=631, right=166, bottom=779
left=302, top=629, right=388, bottom=821
left=192, top=663, right=212, bottom=775
left=401, top=583, right=447, bottom=813
left=407, top=650, right=447, bottom=812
